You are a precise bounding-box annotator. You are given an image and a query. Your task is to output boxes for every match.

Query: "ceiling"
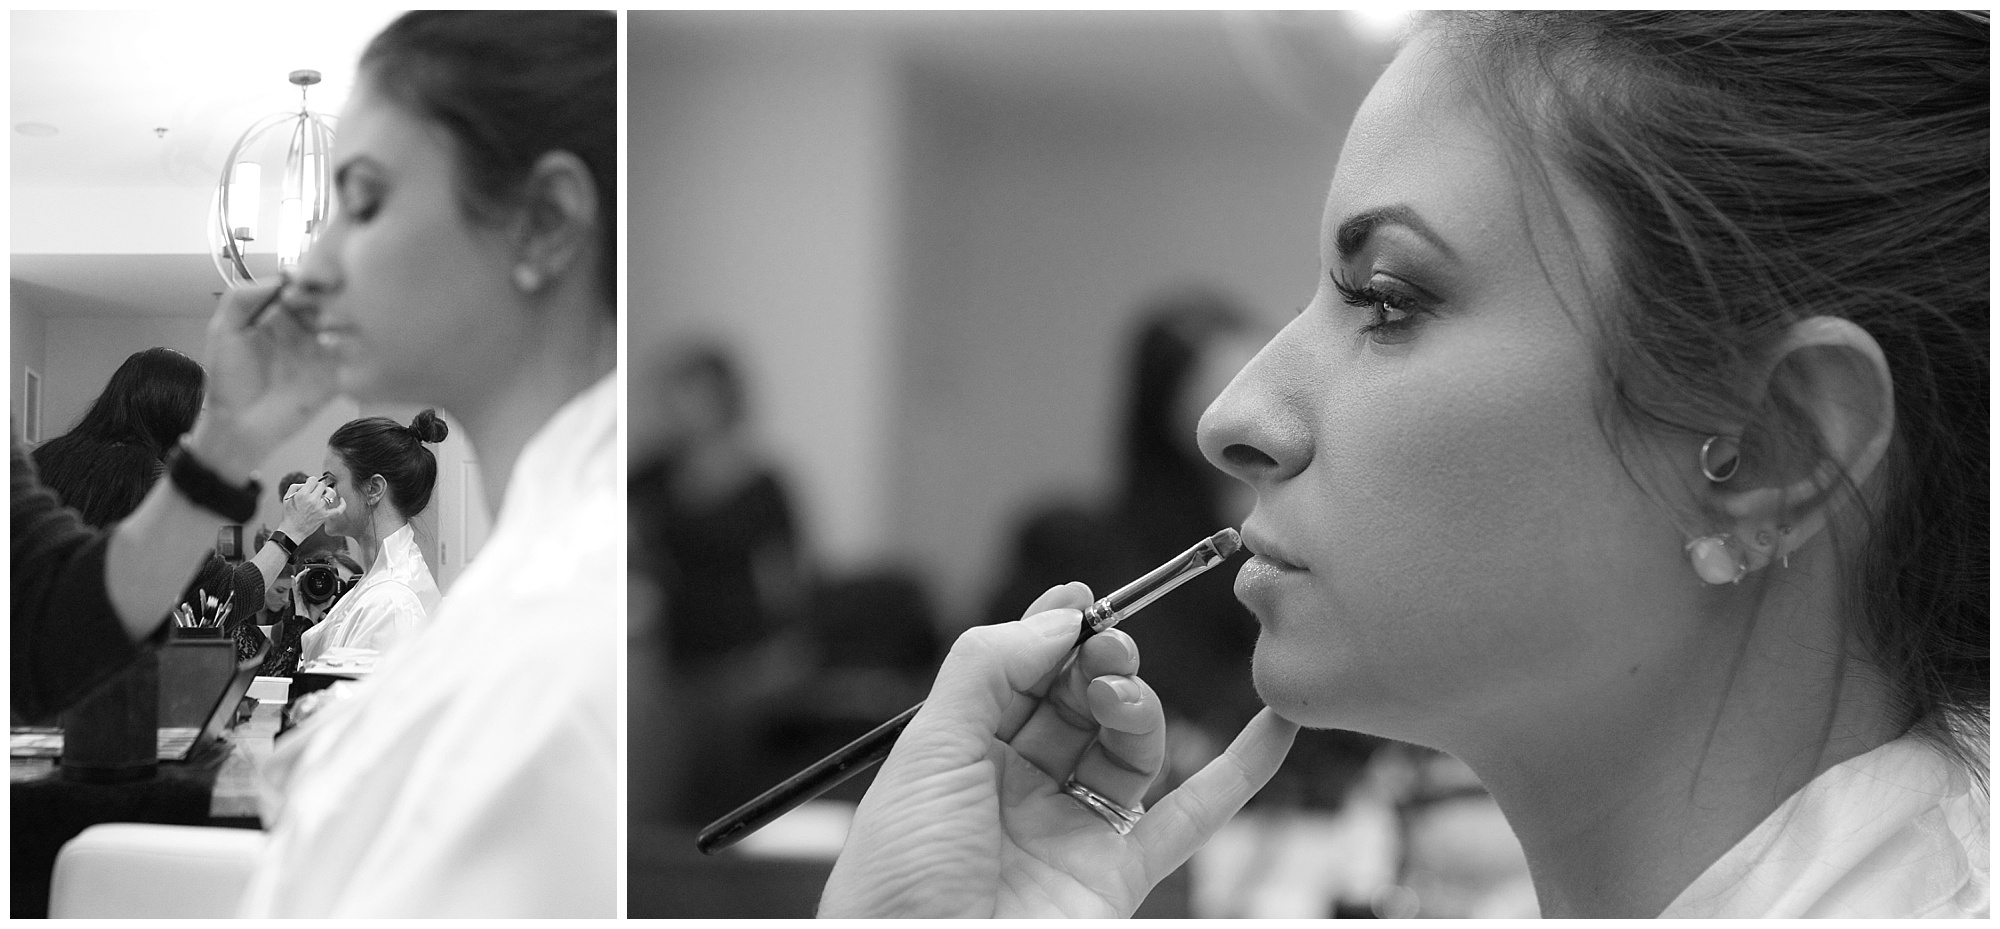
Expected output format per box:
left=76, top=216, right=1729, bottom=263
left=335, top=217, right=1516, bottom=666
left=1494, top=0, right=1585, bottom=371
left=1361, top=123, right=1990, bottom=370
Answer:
left=10, top=10, right=401, bottom=319
left=12, top=10, right=1399, bottom=320
left=10, top=9, right=400, bottom=190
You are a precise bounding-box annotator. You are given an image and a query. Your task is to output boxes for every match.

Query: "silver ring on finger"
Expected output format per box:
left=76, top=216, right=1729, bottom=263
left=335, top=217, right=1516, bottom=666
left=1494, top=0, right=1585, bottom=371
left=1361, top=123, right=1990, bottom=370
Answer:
left=1061, top=776, right=1143, bottom=835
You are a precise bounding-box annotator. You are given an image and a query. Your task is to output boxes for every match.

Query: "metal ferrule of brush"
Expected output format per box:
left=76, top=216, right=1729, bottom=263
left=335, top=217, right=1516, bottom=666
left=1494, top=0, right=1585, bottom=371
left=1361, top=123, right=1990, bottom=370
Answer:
left=1076, top=528, right=1239, bottom=639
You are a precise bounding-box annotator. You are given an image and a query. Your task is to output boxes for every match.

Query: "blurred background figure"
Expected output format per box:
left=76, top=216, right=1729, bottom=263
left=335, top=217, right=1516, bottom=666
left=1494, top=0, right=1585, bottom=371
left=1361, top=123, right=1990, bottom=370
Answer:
left=631, top=339, right=813, bottom=824
left=638, top=342, right=805, bottom=685
left=630, top=334, right=948, bottom=890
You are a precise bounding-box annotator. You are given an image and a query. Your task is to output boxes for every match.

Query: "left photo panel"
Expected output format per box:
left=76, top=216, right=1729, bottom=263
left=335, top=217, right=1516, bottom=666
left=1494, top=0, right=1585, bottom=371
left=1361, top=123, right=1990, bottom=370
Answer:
left=10, top=10, right=620, bottom=917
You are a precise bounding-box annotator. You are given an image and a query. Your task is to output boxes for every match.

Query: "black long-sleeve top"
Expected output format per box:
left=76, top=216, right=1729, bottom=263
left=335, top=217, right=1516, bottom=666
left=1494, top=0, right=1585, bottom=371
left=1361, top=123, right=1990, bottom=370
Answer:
left=10, top=432, right=162, bottom=724
left=11, top=430, right=266, bottom=723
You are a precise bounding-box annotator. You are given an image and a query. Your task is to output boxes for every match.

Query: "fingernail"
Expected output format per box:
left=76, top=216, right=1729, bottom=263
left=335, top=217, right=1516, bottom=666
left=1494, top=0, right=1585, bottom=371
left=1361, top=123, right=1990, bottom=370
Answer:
left=1108, top=678, right=1144, bottom=706
left=1029, top=608, right=1081, bottom=639
left=1107, top=631, right=1139, bottom=665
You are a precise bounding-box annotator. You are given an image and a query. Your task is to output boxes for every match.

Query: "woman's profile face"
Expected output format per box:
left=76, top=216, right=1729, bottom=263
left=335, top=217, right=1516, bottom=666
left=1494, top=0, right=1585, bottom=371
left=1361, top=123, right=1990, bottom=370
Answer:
left=1197, top=33, right=1702, bottom=747
left=320, top=449, right=365, bottom=540
left=295, top=78, right=525, bottom=405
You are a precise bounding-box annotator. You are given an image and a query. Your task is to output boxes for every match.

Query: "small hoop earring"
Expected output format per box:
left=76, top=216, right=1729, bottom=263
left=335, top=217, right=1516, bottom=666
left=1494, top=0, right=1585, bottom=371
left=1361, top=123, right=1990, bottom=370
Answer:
left=1777, top=525, right=1793, bottom=569
left=1686, top=533, right=1748, bottom=585
left=513, top=265, right=543, bottom=293
left=1700, top=435, right=1740, bottom=483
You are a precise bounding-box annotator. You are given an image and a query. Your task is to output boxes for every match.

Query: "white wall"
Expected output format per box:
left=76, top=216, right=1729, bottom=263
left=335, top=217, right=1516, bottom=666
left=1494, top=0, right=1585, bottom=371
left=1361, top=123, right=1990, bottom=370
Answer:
left=631, top=21, right=904, bottom=577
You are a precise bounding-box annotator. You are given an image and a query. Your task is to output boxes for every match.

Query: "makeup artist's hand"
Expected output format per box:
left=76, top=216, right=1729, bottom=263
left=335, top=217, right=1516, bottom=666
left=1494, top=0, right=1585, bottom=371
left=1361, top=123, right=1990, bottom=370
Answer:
left=819, top=583, right=1299, bottom=918
left=278, top=474, right=337, bottom=539
left=184, top=279, right=338, bottom=482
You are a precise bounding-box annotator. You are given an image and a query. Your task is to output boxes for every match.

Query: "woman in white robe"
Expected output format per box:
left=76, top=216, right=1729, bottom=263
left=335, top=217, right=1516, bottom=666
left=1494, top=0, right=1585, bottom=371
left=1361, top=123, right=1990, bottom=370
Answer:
left=232, top=11, right=617, bottom=917
left=296, top=411, right=448, bottom=665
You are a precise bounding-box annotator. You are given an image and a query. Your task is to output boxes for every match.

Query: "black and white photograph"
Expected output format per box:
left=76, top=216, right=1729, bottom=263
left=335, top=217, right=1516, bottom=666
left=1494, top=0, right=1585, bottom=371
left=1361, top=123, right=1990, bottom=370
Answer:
left=628, top=8, right=1986, bottom=921
left=10, top=9, right=616, bottom=918
left=7, top=7, right=1987, bottom=921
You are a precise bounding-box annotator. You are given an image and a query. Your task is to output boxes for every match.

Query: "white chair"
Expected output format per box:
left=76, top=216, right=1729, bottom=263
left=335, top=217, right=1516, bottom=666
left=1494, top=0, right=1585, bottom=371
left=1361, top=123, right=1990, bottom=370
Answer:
left=48, top=823, right=263, bottom=918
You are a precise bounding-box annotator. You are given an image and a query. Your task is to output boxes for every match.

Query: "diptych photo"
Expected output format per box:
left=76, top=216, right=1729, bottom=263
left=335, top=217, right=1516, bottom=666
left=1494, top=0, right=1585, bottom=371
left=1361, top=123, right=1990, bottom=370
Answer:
left=9, top=9, right=1988, bottom=920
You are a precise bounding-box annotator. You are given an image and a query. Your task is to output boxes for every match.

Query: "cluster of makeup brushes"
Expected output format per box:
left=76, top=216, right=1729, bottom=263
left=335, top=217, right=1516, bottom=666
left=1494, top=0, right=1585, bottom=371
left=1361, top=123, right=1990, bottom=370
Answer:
left=172, top=588, right=234, bottom=630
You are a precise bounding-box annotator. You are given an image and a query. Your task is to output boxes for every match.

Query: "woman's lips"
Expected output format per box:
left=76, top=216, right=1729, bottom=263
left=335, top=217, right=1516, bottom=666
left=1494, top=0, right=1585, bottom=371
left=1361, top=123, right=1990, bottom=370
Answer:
left=1240, top=530, right=1306, bottom=572
left=1235, top=530, right=1306, bottom=621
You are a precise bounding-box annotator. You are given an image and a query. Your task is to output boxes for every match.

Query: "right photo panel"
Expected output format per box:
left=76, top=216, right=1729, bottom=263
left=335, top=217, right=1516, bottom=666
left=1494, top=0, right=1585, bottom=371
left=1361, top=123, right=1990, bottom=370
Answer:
left=627, top=9, right=1989, bottom=921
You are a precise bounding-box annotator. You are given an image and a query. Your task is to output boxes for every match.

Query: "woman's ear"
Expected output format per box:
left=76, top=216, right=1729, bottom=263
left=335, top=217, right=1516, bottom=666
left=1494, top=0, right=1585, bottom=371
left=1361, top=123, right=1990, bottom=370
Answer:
left=510, top=150, right=599, bottom=295
left=1707, top=316, right=1896, bottom=570
left=364, top=473, right=390, bottom=507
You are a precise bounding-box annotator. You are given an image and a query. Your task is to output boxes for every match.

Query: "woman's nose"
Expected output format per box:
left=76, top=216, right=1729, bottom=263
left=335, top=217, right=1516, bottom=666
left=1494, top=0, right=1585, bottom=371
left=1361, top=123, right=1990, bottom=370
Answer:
left=290, top=227, right=341, bottom=298
left=1196, top=344, right=1313, bottom=488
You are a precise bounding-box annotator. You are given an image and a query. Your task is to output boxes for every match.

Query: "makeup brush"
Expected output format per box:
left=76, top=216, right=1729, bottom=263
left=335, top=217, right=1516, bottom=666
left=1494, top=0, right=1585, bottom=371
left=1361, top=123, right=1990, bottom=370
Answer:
left=695, top=527, right=1242, bottom=855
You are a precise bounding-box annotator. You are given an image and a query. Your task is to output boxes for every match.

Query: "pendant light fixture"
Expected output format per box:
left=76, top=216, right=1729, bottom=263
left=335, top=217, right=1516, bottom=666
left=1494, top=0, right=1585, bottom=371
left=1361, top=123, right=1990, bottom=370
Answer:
left=209, top=69, right=336, bottom=287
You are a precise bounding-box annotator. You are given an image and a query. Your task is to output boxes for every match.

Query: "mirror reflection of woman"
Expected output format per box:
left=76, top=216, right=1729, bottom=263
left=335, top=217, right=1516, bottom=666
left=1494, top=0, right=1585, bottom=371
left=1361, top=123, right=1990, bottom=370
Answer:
left=233, top=11, right=616, bottom=918
left=295, top=411, right=447, bottom=666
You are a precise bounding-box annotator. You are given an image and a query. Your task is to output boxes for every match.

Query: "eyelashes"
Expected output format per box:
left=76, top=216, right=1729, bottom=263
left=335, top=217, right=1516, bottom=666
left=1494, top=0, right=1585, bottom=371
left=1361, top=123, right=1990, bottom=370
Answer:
left=336, top=177, right=383, bottom=222
left=1332, top=272, right=1430, bottom=344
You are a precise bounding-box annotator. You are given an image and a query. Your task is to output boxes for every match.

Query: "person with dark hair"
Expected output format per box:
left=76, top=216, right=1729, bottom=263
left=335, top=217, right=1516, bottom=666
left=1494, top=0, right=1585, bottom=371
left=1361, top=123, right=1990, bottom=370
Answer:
left=32, top=347, right=204, bottom=527
left=236, top=10, right=616, bottom=917
left=12, top=272, right=338, bottom=722
left=630, top=338, right=807, bottom=823
left=640, top=340, right=801, bottom=675
left=816, top=10, right=1987, bottom=919
left=293, top=410, right=447, bottom=664
left=25, top=348, right=337, bottom=682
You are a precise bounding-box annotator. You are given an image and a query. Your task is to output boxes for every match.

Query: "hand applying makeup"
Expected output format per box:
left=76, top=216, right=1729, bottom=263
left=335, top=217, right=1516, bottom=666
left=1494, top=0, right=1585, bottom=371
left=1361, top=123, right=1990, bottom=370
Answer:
left=277, top=473, right=340, bottom=542
left=819, top=582, right=1300, bottom=918
left=183, top=277, right=339, bottom=484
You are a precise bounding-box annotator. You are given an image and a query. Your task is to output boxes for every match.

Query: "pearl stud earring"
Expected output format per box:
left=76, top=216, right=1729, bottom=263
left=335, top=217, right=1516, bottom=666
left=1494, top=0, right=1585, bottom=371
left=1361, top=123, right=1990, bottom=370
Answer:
left=513, top=265, right=543, bottom=293
left=1686, top=533, right=1748, bottom=585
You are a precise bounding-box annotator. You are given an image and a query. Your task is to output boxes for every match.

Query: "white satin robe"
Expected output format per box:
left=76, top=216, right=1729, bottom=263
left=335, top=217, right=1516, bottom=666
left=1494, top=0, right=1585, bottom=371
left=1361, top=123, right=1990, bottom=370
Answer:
left=1662, top=732, right=1988, bottom=917
left=239, top=374, right=618, bottom=917
left=298, top=522, right=440, bottom=665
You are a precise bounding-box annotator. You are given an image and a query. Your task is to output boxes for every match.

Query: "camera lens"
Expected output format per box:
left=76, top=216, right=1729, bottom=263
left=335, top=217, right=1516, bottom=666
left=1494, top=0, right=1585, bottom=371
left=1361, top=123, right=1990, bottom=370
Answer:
left=298, top=565, right=338, bottom=605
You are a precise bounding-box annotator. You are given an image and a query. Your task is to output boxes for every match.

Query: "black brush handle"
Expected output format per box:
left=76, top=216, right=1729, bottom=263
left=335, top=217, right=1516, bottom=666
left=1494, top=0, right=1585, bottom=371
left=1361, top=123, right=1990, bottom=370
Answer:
left=695, top=700, right=923, bottom=855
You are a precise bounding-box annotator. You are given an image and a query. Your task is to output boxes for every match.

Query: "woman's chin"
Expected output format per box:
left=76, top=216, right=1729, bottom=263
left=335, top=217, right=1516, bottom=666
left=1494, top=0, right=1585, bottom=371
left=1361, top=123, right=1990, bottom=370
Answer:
left=1249, top=641, right=1378, bottom=733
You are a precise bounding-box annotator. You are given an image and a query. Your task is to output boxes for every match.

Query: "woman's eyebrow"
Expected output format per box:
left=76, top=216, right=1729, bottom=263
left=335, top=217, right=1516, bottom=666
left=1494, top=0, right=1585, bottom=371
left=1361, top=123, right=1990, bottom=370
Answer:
left=1335, top=205, right=1458, bottom=262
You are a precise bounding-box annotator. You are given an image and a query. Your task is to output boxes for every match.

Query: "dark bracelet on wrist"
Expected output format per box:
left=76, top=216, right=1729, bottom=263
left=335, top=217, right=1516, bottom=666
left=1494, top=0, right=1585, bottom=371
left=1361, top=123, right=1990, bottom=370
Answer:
left=269, top=530, right=300, bottom=558
left=166, top=438, right=261, bottom=524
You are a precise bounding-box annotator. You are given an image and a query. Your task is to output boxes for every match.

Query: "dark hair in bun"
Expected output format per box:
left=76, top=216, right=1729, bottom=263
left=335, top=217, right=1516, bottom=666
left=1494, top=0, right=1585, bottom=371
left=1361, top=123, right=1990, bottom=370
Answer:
left=328, top=408, right=447, bottom=518
left=407, top=408, right=450, bottom=444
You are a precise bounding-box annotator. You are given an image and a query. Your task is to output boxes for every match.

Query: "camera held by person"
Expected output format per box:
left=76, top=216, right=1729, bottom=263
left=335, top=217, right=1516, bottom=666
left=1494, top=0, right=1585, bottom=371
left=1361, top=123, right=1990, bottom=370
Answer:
left=295, top=560, right=356, bottom=610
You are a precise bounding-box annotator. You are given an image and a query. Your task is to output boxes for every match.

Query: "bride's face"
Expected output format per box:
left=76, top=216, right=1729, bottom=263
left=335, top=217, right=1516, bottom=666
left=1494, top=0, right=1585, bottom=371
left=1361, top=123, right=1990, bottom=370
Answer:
left=292, top=78, right=525, bottom=406
left=1197, top=32, right=1704, bottom=747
